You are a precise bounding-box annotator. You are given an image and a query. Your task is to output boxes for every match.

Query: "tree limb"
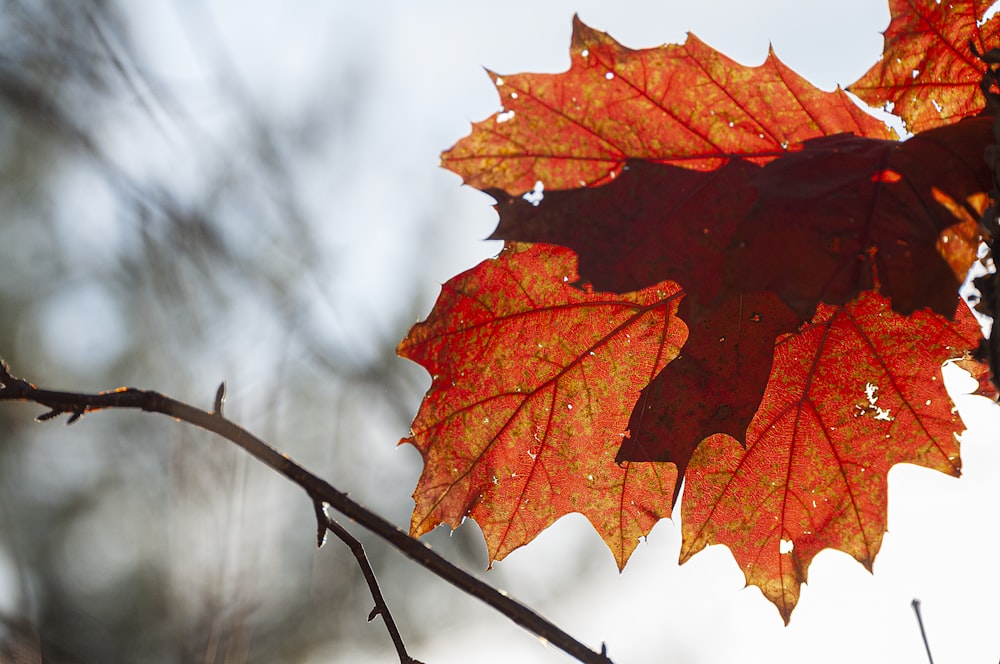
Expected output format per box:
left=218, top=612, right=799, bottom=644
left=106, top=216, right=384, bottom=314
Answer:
left=0, top=360, right=613, bottom=664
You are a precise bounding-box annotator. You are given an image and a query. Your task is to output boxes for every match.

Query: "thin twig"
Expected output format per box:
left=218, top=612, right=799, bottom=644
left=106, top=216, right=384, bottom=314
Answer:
left=911, top=599, right=934, bottom=664
left=313, top=501, right=424, bottom=664
left=0, top=361, right=613, bottom=664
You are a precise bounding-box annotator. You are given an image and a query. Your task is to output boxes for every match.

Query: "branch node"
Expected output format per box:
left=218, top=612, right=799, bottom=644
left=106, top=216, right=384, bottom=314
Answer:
left=213, top=381, right=226, bottom=417
left=34, top=409, right=61, bottom=422
left=368, top=606, right=380, bottom=622
left=312, top=500, right=328, bottom=548
left=34, top=406, right=84, bottom=424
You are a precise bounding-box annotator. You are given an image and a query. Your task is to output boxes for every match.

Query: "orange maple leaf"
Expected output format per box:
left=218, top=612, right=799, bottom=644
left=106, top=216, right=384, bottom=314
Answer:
left=849, top=0, right=1000, bottom=133
left=680, top=292, right=985, bottom=622
left=399, top=243, right=684, bottom=567
left=443, top=16, right=893, bottom=196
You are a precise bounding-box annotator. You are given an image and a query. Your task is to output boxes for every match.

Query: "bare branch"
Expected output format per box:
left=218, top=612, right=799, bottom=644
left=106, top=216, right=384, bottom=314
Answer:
left=0, top=360, right=613, bottom=664
left=313, top=501, right=425, bottom=664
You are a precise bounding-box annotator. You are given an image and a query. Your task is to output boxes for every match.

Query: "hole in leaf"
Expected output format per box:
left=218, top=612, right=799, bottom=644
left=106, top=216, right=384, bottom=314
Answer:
left=522, top=180, right=544, bottom=206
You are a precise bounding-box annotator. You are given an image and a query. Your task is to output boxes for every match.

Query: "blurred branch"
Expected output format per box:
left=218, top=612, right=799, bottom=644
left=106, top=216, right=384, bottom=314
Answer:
left=0, top=360, right=614, bottom=664
left=910, top=599, right=934, bottom=664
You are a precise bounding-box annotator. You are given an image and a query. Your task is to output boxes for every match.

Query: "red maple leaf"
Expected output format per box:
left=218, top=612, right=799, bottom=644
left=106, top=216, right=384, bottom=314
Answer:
left=848, top=0, right=1000, bottom=133
left=402, top=0, right=998, bottom=621
left=680, top=293, right=985, bottom=623
left=617, top=292, right=800, bottom=496
left=398, top=243, right=684, bottom=567
left=726, top=117, right=992, bottom=318
left=443, top=15, right=893, bottom=196
left=490, top=117, right=991, bottom=316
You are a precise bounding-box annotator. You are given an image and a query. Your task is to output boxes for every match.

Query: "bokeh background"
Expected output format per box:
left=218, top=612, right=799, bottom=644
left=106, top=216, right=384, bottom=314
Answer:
left=0, top=1, right=998, bottom=662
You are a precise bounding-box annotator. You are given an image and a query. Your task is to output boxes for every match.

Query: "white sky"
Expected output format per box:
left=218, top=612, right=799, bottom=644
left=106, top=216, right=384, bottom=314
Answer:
left=121, top=1, right=1000, bottom=662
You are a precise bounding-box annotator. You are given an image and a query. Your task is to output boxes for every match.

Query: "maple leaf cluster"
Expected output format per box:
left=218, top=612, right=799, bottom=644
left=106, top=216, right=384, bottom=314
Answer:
left=398, top=0, right=999, bottom=622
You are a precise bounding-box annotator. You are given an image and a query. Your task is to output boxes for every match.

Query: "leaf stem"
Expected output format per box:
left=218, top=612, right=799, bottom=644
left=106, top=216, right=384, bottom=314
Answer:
left=0, top=360, right=612, bottom=664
